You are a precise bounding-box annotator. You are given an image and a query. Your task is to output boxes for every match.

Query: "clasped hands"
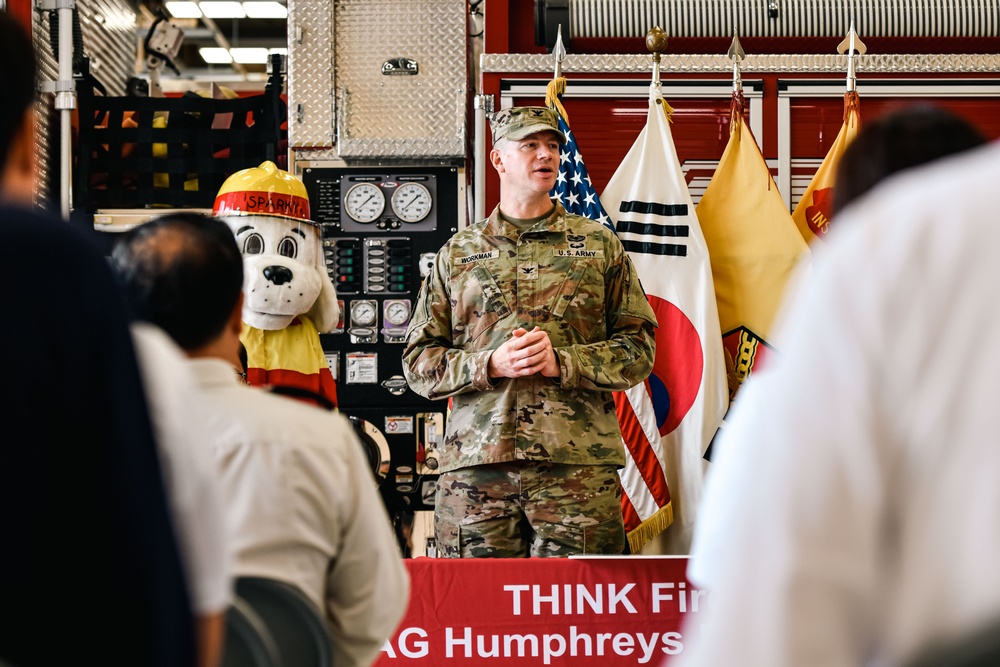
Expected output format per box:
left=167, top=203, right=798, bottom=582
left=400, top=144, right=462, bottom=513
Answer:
left=487, top=326, right=560, bottom=379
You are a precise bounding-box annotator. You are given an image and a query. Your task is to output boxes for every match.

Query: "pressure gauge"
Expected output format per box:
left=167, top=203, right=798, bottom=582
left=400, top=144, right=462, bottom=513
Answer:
left=344, top=183, right=385, bottom=223
left=390, top=182, right=432, bottom=223
left=383, top=299, right=412, bottom=327
left=418, top=252, right=435, bottom=278
left=350, top=299, right=378, bottom=327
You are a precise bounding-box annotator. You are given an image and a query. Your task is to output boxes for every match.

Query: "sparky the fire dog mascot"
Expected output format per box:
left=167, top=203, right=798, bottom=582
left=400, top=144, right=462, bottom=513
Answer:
left=213, top=161, right=340, bottom=406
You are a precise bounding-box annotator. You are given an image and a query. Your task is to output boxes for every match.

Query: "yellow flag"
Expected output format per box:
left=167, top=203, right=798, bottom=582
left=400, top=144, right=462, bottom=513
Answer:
left=697, top=93, right=809, bottom=392
left=791, top=92, right=861, bottom=244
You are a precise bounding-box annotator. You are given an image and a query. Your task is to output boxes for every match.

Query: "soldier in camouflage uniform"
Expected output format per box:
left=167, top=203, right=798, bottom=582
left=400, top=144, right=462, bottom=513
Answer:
left=403, top=107, right=657, bottom=558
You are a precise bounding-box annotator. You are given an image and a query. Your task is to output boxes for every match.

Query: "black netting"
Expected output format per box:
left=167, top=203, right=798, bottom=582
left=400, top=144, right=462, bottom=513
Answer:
left=75, top=67, right=286, bottom=211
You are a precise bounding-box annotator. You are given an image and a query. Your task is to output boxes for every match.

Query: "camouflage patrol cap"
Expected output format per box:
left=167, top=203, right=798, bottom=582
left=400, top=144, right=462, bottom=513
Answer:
left=489, top=106, right=567, bottom=144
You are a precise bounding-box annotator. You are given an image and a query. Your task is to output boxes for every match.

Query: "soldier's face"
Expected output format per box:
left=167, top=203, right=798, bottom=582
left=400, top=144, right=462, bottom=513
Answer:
left=493, top=131, right=562, bottom=196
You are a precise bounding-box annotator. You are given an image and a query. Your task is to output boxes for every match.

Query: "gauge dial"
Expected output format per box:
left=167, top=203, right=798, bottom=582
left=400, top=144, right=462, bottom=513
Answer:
left=350, top=300, right=377, bottom=327
left=390, top=182, right=432, bottom=223
left=418, top=252, right=435, bottom=278
left=344, top=183, right=385, bottom=223
left=384, top=300, right=411, bottom=327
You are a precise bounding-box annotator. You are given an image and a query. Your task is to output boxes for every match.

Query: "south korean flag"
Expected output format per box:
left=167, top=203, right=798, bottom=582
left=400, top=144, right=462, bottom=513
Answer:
left=600, top=82, right=729, bottom=555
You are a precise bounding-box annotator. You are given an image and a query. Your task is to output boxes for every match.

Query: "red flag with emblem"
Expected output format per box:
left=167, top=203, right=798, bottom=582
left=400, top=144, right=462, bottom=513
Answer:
left=792, top=91, right=861, bottom=244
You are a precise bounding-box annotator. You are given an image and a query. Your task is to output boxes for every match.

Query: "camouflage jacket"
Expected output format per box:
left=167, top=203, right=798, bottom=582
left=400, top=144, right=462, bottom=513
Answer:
left=403, top=202, right=657, bottom=473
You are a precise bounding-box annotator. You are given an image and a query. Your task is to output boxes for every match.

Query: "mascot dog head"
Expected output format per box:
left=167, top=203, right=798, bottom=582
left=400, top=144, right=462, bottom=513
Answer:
left=213, top=161, right=339, bottom=332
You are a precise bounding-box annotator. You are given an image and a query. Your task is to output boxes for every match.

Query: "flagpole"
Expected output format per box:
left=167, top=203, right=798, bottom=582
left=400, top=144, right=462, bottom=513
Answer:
left=837, top=19, right=868, bottom=93
left=473, top=93, right=492, bottom=222
left=645, top=26, right=667, bottom=87
left=553, top=24, right=566, bottom=79
left=727, top=29, right=746, bottom=93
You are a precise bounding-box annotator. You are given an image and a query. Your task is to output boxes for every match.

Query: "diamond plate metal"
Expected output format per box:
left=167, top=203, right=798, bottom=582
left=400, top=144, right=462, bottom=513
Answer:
left=482, top=53, right=1000, bottom=75
left=287, top=0, right=335, bottom=148
left=33, top=0, right=135, bottom=208
left=334, top=0, right=467, bottom=158
left=33, top=14, right=56, bottom=208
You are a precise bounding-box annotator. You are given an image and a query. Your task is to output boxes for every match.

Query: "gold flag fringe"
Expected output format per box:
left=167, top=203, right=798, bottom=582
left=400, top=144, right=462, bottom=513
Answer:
left=655, top=93, right=676, bottom=123
left=626, top=501, right=674, bottom=553
left=546, top=77, right=570, bottom=123
left=844, top=90, right=861, bottom=128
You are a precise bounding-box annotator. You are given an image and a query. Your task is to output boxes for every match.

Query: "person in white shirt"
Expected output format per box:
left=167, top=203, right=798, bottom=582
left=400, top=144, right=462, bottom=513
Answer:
left=676, top=141, right=1000, bottom=667
left=112, top=212, right=409, bottom=667
left=130, top=322, right=232, bottom=667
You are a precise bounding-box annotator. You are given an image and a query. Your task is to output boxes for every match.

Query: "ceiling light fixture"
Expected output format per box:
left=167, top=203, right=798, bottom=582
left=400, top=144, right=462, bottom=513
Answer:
left=230, top=47, right=271, bottom=64
left=164, top=1, right=202, bottom=18
left=199, top=1, right=246, bottom=19
left=242, top=1, right=287, bottom=19
left=199, top=47, right=234, bottom=64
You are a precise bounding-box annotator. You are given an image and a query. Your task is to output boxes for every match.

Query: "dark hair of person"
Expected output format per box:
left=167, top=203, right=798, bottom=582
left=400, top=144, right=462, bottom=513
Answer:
left=111, top=212, right=244, bottom=350
left=0, top=12, right=38, bottom=174
left=832, top=104, right=986, bottom=215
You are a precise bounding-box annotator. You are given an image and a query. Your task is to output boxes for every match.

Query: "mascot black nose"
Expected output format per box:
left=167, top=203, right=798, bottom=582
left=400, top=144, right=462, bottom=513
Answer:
left=263, top=265, right=293, bottom=285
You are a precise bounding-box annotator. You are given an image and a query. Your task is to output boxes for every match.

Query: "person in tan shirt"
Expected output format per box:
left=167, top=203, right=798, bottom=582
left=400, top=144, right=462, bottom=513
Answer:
left=112, top=212, right=410, bottom=667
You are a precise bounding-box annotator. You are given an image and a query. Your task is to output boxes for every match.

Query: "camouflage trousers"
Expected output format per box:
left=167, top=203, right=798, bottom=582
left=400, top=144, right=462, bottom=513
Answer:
left=434, top=462, right=625, bottom=558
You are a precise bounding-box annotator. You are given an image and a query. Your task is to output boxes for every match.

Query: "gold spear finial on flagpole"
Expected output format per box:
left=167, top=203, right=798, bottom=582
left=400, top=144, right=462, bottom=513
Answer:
left=727, top=29, right=746, bottom=93
left=546, top=25, right=570, bottom=123
left=645, top=26, right=668, bottom=86
left=553, top=24, right=567, bottom=79
left=837, top=19, right=867, bottom=93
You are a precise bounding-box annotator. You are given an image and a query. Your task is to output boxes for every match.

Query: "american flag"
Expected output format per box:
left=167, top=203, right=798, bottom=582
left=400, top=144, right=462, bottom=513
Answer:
left=547, top=81, right=677, bottom=553
left=548, top=103, right=613, bottom=231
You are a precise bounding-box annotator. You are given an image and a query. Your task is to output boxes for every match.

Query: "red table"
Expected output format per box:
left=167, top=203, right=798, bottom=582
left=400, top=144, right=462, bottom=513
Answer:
left=376, top=556, right=701, bottom=666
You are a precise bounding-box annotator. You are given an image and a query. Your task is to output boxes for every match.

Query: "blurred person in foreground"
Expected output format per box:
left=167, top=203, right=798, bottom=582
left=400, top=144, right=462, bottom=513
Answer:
left=0, top=10, right=195, bottom=665
left=687, top=104, right=988, bottom=598
left=112, top=212, right=409, bottom=667
left=675, top=122, right=1000, bottom=664
left=831, top=104, right=986, bottom=215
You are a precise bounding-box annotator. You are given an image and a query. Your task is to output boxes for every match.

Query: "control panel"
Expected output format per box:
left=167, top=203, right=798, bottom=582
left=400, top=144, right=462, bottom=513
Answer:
left=310, top=171, right=440, bottom=233
left=330, top=237, right=420, bottom=297
left=302, top=164, right=459, bottom=521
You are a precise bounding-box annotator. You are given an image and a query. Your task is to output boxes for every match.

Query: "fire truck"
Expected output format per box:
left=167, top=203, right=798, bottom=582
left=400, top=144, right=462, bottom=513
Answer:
left=21, top=0, right=1000, bottom=556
